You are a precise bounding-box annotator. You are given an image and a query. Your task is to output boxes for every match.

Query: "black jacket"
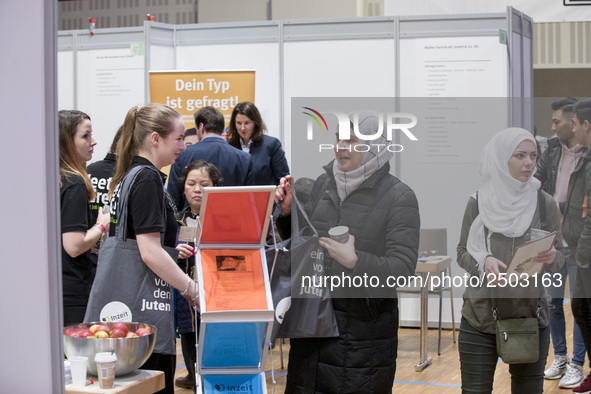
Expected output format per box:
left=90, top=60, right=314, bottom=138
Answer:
left=562, top=150, right=591, bottom=266
left=285, top=161, right=420, bottom=393
left=535, top=137, right=563, bottom=196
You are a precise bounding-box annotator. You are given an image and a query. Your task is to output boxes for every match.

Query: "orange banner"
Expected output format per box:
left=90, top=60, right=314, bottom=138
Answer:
left=149, top=70, right=255, bottom=134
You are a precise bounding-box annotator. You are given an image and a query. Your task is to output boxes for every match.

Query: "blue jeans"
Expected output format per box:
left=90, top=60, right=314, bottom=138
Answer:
left=572, top=265, right=591, bottom=368
left=546, top=247, right=587, bottom=366
left=459, top=318, right=550, bottom=394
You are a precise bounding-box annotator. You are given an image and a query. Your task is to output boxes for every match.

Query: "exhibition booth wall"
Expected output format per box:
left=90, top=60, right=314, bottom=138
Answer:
left=57, top=7, right=532, bottom=328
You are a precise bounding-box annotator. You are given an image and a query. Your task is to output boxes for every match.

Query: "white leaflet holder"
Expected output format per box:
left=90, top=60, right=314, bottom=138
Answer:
left=194, top=186, right=275, bottom=389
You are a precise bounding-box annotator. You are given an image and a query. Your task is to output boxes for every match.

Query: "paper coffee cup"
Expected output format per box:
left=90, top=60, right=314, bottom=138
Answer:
left=95, top=352, right=117, bottom=389
left=328, top=226, right=349, bottom=243
left=69, top=356, right=87, bottom=387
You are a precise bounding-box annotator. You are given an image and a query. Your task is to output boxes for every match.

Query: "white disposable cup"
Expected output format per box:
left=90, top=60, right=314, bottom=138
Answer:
left=328, top=226, right=349, bottom=243
left=95, top=352, right=117, bottom=389
left=69, top=356, right=88, bottom=387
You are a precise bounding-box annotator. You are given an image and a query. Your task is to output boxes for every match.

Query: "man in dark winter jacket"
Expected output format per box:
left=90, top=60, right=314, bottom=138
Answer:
left=536, top=98, right=587, bottom=388
left=561, top=98, right=591, bottom=394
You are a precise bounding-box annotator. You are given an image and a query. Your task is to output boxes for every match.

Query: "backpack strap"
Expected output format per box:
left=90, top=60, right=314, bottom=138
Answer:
left=537, top=189, right=548, bottom=232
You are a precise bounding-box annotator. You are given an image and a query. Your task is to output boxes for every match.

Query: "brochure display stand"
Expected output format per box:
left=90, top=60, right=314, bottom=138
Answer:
left=194, top=186, right=276, bottom=394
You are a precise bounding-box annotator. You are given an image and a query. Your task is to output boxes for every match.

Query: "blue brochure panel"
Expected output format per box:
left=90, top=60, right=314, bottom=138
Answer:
left=203, top=374, right=264, bottom=393
left=201, top=322, right=268, bottom=368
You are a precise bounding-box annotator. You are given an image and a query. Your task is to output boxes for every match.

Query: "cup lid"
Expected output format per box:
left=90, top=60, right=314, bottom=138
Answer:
left=328, top=226, right=349, bottom=236
left=95, top=352, right=117, bottom=362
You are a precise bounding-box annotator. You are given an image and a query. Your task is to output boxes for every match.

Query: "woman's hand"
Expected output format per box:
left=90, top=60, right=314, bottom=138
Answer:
left=182, top=281, right=200, bottom=312
left=319, top=235, right=358, bottom=270
left=275, top=175, right=292, bottom=216
left=96, top=206, right=111, bottom=233
left=484, top=255, right=507, bottom=285
left=176, top=243, right=194, bottom=260
left=534, top=246, right=557, bottom=265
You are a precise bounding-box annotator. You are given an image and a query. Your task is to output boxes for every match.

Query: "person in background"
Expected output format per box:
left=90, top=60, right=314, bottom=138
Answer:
left=107, top=103, right=199, bottom=394
left=183, top=127, right=199, bottom=146
left=227, top=101, right=289, bottom=186
left=167, top=106, right=254, bottom=210
left=59, top=110, right=111, bottom=326
left=275, top=111, right=420, bottom=393
left=457, top=127, right=564, bottom=393
left=536, top=97, right=587, bottom=388
left=173, top=160, right=223, bottom=391
left=561, top=98, right=591, bottom=394
left=86, top=125, right=123, bottom=264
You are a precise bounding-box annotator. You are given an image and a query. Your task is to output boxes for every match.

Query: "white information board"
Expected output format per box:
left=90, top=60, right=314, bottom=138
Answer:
left=77, top=48, right=145, bottom=163
left=400, top=36, right=507, bottom=97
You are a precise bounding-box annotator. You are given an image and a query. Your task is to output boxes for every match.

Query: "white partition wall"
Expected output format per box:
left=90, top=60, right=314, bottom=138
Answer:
left=57, top=7, right=532, bottom=329
left=175, top=22, right=282, bottom=161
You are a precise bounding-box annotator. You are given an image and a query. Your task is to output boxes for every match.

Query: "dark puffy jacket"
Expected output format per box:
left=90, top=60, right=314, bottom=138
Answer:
left=535, top=137, right=563, bottom=196
left=285, top=161, right=420, bottom=394
left=562, top=150, right=591, bottom=266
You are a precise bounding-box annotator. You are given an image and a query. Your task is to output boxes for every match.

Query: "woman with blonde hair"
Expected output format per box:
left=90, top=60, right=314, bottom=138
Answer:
left=59, top=109, right=110, bottom=326
left=87, top=103, right=198, bottom=394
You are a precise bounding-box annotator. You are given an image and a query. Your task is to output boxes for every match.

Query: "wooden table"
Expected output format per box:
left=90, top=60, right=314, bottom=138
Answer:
left=66, top=369, right=164, bottom=394
left=414, top=255, right=452, bottom=372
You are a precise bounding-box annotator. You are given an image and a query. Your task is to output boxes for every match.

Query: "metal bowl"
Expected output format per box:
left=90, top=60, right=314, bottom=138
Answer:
left=63, top=322, right=157, bottom=376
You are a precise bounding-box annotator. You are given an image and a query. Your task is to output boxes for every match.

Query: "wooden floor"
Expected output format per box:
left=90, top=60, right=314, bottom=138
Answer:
left=174, top=299, right=588, bottom=393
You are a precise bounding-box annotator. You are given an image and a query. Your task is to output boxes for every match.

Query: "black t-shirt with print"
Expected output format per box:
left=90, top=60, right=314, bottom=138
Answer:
left=109, top=156, right=177, bottom=248
left=60, top=173, right=94, bottom=306
left=87, top=153, right=117, bottom=224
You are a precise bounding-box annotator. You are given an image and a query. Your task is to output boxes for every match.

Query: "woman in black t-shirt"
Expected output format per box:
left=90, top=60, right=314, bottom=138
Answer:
left=59, top=110, right=111, bottom=326
left=108, top=103, right=198, bottom=394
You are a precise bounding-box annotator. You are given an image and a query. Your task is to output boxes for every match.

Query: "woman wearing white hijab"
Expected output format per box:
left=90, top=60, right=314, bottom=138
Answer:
left=457, top=127, right=564, bottom=393
left=276, top=111, right=420, bottom=393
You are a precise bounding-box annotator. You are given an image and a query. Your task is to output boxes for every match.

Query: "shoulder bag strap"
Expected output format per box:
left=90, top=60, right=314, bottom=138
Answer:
left=291, top=186, right=319, bottom=238
left=115, top=165, right=165, bottom=244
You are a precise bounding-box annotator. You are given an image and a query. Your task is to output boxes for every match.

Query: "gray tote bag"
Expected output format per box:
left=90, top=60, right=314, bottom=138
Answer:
left=84, top=165, right=179, bottom=355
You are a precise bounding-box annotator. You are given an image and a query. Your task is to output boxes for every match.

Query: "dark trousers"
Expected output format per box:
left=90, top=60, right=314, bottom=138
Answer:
left=572, top=266, right=591, bottom=367
left=458, top=317, right=550, bottom=394
left=141, top=352, right=175, bottom=394
left=63, top=305, right=87, bottom=327
left=180, top=332, right=197, bottom=383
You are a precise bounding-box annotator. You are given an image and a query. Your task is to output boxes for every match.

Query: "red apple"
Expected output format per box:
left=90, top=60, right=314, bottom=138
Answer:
left=64, top=327, right=78, bottom=336
left=89, top=324, right=101, bottom=334
left=95, top=331, right=109, bottom=339
left=95, top=324, right=110, bottom=333
left=125, top=332, right=139, bottom=338
left=135, top=328, right=151, bottom=336
left=80, top=330, right=94, bottom=338
left=112, top=322, right=128, bottom=335
left=110, top=328, right=126, bottom=338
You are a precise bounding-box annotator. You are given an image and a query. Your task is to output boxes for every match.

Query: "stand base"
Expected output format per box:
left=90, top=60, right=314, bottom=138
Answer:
left=415, top=356, right=432, bottom=372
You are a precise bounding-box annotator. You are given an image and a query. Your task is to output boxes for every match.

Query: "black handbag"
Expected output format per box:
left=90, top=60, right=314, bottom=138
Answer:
left=266, top=191, right=339, bottom=339
left=84, top=165, right=179, bottom=355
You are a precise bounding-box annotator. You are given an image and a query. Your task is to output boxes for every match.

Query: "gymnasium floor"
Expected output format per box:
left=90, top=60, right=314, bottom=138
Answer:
left=173, top=299, right=587, bottom=393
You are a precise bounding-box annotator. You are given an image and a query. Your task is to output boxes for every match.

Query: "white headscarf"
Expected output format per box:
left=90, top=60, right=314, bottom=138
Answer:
left=467, top=127, right=541, bottom=273
left=333, top=111, right=394, bottom=201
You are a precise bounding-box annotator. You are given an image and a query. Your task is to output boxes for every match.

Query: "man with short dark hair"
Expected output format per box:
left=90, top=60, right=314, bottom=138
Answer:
left=537, top=98, right=587, bottom=388
left=182, top=127, right=199, bottom=146
left=561, top=98, right=591, bottom=394
left=167, top=106, right=254, bottom=210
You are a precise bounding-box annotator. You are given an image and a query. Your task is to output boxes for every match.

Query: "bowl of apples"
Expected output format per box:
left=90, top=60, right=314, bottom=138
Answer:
left=63, top=322, right=157, bottom=376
